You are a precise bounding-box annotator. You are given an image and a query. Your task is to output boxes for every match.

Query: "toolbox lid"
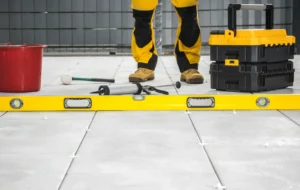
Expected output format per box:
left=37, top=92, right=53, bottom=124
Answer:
left=209, top=29, right=296, bottom=46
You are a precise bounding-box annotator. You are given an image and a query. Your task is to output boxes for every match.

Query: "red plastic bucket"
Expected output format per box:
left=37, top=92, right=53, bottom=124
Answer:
left=0, top=43, right=47, bottom=92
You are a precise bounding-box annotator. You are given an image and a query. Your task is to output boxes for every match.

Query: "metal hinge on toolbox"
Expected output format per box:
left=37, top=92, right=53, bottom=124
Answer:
left=1, top=94, right=300, bottom=111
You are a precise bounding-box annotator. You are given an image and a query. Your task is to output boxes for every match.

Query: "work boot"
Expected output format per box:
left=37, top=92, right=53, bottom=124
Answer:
left=180, top=69, right=204, bottom=84
left=129, top=68, right=155, bottom=82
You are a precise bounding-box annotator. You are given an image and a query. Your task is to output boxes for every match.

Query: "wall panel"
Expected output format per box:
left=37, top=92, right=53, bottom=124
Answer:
left=0, top=0, right=293, bottom=53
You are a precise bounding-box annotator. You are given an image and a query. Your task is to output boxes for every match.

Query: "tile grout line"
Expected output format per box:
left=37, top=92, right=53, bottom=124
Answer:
left=106, top=56, right=124, bottom=87
left=278, top=110, right=300, bottom=127
left=162, top=57, right=224, bottom=186
left=57, top=57, right=123, bottom=190
left=187, top=115, right=225, bottom=187
left=0, top=112, right=7, bottom=118
left=110, top=57, right=125, bottom=84
left=57, top=112, right=97, bottom=190
left=160, top=57, right=180, bottom=94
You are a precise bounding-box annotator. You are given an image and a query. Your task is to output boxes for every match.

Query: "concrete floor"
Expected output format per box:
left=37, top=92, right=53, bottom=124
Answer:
left=1, top=55, right=300, bottom=190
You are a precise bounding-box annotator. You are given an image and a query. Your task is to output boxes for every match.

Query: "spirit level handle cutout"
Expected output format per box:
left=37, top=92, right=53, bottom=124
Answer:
left=187, top=97, right=215, bottom=108
left=64, top=98, right=92, bottom=109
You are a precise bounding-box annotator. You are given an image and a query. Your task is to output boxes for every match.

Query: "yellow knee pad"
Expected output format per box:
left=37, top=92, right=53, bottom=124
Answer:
left=171, top=0, right=198, bottom=8
left=131, top=0, right=158, bottom=11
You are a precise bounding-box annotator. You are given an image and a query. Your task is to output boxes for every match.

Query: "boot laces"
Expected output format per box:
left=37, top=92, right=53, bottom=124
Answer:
left=135, top=68, right=147, bottom=73
left=187, top=69, right=199, bottom=74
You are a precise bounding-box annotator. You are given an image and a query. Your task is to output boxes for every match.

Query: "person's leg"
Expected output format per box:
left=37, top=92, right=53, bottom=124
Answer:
left=129, top=0, right=158, bottom=82
left=171, top=0, right=204, bottom=84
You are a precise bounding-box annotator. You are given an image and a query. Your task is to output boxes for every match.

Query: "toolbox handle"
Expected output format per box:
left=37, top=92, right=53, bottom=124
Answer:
left=228, top=4, right=274, bottom=36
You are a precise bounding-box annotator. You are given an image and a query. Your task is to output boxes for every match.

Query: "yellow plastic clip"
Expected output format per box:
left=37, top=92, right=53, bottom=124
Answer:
left=225, top=59, right=239, bottom=66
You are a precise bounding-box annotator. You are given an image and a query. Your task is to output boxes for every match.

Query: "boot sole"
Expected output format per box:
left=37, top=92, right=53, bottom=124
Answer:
left=180, top=77, right=204, bottom=84
left=129, top=77, right=155, bottom=83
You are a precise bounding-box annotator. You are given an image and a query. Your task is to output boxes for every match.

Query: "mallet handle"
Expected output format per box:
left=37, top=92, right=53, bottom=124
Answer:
left=73, top=77, right=115, bottom=83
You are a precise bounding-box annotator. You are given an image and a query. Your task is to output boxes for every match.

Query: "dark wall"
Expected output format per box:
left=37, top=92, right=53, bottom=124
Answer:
left=0, top=0, right=133, bottom=52
left=0, top=0, right=294, bottom=53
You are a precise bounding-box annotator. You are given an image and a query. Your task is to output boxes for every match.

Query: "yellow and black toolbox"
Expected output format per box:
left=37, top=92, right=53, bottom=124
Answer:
left=208, top=4, right=296, bottom=92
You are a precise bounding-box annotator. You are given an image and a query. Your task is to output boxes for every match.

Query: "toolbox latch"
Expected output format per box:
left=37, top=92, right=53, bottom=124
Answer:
left=225, top=59, right=239, bottom=66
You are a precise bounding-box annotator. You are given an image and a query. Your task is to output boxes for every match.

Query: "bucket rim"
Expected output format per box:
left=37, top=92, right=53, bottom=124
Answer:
left=0, top=44, right=47, bottom=48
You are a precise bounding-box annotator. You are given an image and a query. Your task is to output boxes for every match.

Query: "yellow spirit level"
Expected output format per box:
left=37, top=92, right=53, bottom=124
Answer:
left=0, top=94, right=300, bottom=112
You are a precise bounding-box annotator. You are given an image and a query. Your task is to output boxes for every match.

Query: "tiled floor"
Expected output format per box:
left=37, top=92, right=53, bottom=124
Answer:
left=0, top=55, right=300, bottom=190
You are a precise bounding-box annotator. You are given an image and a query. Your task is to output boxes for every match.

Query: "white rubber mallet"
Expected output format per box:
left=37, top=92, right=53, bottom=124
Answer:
left=60, top=74, right=115, bottom=85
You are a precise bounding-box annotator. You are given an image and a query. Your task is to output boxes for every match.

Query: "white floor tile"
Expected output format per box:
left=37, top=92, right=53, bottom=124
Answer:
left=0, top=117, right=92, bottom=154
left=190, top=110, right=300, bottom=190
left=190, top=110, right=300, bottom=147
left=60, top=111, right=220, bottom=190
left=205, top=146, right=300, bottom=190
left=0, top=154, right=71, bottom=190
